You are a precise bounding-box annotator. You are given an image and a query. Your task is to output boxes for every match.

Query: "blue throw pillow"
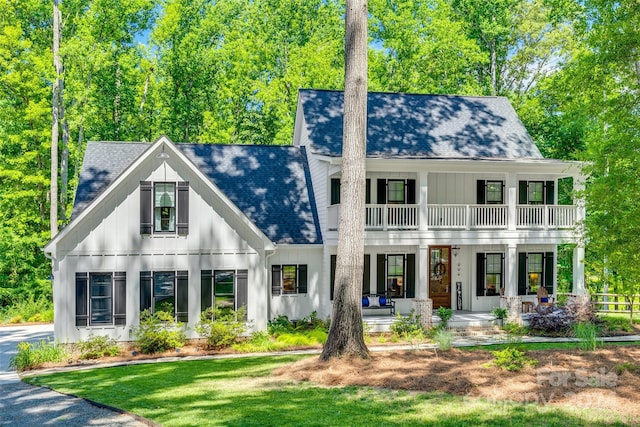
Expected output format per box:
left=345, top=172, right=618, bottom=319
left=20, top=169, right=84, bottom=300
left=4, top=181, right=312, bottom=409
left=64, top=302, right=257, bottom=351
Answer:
left=379, top=296, right=387, bottom=306
left=362, top=296, right=369, bottom=307
left=541, top=297, right=548, bottom=303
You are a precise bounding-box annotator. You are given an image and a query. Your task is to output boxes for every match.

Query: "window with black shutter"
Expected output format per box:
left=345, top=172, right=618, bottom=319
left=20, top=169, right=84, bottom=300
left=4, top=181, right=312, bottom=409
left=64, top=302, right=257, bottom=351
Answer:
left=271, top=265, right=308, bottom=296
left=477, top=180, right=504, bottom=204
left=140, top=270, right=188, bottom=321
left=518, top=181, right=555, bottom=205
left=140, top=181, right=189, bottom=235
left=517, top=252, right=554, bottom=295
left=76, top=272, right=126, bottom=326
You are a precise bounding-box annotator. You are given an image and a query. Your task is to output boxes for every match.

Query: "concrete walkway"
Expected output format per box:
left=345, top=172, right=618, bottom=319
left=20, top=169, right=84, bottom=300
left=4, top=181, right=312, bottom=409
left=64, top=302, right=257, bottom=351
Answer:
left=0, top=325, right=149, bottom=427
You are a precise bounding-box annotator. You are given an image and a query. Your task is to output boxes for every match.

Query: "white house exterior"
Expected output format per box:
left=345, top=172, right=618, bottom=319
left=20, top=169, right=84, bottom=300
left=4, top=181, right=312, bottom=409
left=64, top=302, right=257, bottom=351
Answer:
left=44, top=89, right=586, bottom=343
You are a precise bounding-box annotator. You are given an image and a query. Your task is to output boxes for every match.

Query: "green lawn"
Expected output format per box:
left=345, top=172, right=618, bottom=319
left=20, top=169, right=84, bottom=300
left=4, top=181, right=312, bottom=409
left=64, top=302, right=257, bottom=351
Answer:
left=24, top=354, right=635, bottom=426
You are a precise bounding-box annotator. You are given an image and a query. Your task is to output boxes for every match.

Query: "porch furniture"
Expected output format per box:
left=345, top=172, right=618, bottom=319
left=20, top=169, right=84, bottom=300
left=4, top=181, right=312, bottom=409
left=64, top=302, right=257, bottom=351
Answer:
left=362, top=294, right=395, bottom=315
left=522, top=301, right=534, bottom=313
left=537, top=287, right=555, bottom=307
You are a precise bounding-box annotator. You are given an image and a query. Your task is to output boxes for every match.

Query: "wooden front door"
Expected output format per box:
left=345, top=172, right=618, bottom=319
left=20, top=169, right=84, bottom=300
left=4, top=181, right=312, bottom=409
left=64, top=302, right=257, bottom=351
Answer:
left=428, top=246, right=451, bottom=309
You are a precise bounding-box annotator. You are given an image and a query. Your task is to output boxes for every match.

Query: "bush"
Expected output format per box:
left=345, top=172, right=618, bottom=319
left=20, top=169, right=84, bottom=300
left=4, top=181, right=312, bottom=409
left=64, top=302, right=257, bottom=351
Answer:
left=573, top=321, right=601, bottom=351
left=490, top=307, right=508, bottom=320
left=490, top=347, right=538, bottom=372
left=436, top=307, right=453, bottom=330
left=267, top=315, right=294, bottom=336
left=600, top=315, right=634, bottom=333
left=76, top=335, right=122, bottom=360
left=390, top=310, right=425, bottom=340
left=133, top=310, right=187, bottom=354
left=196, top=307, right=247, bottom=349
left=9, top=339, right=68, bottom=372
left=1, top=296, right=53, bottom=324
left=432, top=329, right=453, bottom=351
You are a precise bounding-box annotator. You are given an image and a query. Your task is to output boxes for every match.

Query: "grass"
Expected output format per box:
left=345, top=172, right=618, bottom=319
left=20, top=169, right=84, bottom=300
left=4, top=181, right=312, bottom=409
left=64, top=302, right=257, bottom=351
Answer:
left=465, top=341, right=640, bottom=352
left=25, top=354, right=635, bottom=426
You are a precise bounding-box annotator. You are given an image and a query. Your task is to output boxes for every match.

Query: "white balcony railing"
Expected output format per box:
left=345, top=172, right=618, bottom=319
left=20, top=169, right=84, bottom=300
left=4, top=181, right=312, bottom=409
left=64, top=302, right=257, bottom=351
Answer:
left=327, top=204, right=577, bottom=231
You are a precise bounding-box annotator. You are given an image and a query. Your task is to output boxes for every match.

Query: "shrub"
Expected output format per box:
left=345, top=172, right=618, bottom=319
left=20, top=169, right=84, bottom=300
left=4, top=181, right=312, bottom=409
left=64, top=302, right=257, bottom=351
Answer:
left=196, top=307, right=247, bottom=349
left=133, top=310, right=187, bottom=354
left=295, top=311, right=329, bottom=332
left=600, top=315, right=634, bottom=333
left=490, top=347, right=538, bottom=371
left=76, top=335, right=122, bottom=360
left=432, top=329, right=453, bottom=351
left=390, top=310, right=425, bottom=340
left=490, top=307, right=508, bottom=320
left=9, top=339, right=68, bottom=372
left=573, top=321, right=601, bottom=351
left=267, top=315, right=294, bottom=336
left=0, top=296, right=53, bottom=324
left=436, top=307, right=453, bottom=330
left=615, top=362, right=640, bottom=375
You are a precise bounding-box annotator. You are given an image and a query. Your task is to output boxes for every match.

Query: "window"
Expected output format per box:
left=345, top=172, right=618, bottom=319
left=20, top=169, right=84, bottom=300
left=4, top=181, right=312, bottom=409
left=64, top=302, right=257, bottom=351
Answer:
left=477, top=180, right=504, bottom=204
left=140, top=271, right=188, bottom=321
left=526, top=253, right=543, bottom=294
left=518, top=180, right=555, bottom=205
left=140, top=181, right=189, bottom=235
left=201, top=270, right=248, bottom=319
left=376, top=254, right=416, bottom=298
left=387, top=180, right=405, bottom=204
left=387, top=255, right=404, bottom=297
left=528, top=182, right=544, bottom=205
left=475, top=253, right=504, bottom=297
left=271, top=265, right=308, bottom=296
left=75, top=272, right=126, bottom=327
left=518, top=252, right=554, bottom=296
left=376, top=179, right=416, bottom=204
left=155, top=183, right=175, bottom=232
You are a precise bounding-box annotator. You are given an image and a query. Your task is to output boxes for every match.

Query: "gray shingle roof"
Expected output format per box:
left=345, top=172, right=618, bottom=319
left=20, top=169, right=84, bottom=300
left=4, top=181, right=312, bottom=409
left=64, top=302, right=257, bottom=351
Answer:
left=72, top=141, right=322, bottom=245
left=298, top=89, right=542, bottom=159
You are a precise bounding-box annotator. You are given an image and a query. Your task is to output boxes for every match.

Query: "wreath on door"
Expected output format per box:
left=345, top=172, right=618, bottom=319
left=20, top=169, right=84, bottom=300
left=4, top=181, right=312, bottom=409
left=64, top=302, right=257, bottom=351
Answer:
left=433, top=262, right=447, bottom=279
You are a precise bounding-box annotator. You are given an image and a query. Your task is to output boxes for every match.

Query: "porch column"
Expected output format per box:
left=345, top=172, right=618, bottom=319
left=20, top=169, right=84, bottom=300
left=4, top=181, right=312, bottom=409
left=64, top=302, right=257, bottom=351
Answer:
left=573, top=245, right=586, bottom=295
left=418, top=172, right=428, bottom=231
left=416, top=246, right=429, bottom=299
left=573, top=175, right=586, bottom=295
left=507, top=172, right=517, bottom=231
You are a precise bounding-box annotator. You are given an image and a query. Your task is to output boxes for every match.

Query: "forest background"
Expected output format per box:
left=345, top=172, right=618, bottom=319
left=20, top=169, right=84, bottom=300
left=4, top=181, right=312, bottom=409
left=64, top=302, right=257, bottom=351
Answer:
left=1, top=0, right=638, bottom=321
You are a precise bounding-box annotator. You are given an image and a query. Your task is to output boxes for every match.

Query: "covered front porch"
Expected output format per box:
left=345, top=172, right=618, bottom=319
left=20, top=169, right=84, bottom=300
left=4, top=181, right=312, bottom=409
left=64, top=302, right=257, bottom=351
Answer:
left=363, top=311, right=500, bottom=333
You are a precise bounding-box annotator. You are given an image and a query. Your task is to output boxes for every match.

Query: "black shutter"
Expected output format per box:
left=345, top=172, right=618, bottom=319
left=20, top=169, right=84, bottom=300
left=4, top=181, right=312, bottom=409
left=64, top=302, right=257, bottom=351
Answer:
left=500, top=182, right=505, bottom=204
left=544, top=252, right=554, bottom=294
left=406, top=254, right=416, bottom=298
left=140, top=271, right=152, bottom=313
left=376, top=254, right=386, bottom=294
left=271, top=265, right=282, bottom=296
left=177, top=182, right=189, bottom=235
left=519, top=181, right=528, bottom=204
left=518, top=253, right=528, bottom=295
left=298, top=265, right=308, bottom=294
left=406, top=179, right=416, bottom=204
left=330, top=178, right=340, bottom=205
left=362, top=254, right=370, bottom=295
left=365, top=179, right=371, bottom=204
left=476, top=253, right=486, bottom=296
left=545, top=181, right=555, bottom=205
left=236, top=270, right=248, bottom=319
left=140, top=181, right=153, bottom=234
left=201, top=270, right=213, bottom=313
left=114, top=272, right=126, bottom=326
left=75, top=272, right=88, bottom=327
left=377, top=179, right=387, bottom=204
left=176, top=270, right=188, bottom=322
left=477, top=180, right=486, bottom=204
left=330, top=255, right=336, bottom=300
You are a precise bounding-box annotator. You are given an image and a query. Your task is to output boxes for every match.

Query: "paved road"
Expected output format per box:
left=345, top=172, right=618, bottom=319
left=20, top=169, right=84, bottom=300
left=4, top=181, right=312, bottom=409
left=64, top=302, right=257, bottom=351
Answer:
left=0, top=325, right=148, bottom=426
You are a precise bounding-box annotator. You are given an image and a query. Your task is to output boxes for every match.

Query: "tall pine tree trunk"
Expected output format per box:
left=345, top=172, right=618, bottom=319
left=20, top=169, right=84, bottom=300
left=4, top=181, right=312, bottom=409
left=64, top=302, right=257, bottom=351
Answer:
left=50, top=0, right=61, bottom=238
left=320, top=0, right=369, bottom=361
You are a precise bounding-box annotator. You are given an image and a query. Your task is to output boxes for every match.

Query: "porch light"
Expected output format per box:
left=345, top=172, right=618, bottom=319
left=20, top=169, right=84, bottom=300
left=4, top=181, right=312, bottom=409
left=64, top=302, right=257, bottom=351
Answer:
left=156, top=145, right=170, bottom=159
left=452, top=246, right=460, bottom=257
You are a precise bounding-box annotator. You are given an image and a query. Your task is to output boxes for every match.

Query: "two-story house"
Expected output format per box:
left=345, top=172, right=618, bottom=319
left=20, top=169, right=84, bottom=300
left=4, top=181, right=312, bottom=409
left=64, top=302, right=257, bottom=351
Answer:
left=44, top=89, right=586, bottom=343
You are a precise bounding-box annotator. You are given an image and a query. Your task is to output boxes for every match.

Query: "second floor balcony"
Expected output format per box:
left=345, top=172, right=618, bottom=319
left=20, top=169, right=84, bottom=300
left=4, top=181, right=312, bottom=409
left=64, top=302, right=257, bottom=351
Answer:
left=327, top=204, right=578, bottom=231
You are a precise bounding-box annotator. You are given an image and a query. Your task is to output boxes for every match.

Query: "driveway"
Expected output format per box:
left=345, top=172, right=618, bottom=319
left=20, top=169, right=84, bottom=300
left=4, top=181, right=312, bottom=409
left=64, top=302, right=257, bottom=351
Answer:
left=0, top=324, right=149, bottom=426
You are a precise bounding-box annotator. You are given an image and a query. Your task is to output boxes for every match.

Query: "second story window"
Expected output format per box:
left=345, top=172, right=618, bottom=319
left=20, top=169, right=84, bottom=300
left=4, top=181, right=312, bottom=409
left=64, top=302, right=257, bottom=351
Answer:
left=140, top=181, right=189, bottom=235
left=155, top=183, right=175, bottom=232
left=477, top=180, right=504, bottom=204
left=387, top=180, right=405, bottom=204
left=519, top=180, right=555, bottom=205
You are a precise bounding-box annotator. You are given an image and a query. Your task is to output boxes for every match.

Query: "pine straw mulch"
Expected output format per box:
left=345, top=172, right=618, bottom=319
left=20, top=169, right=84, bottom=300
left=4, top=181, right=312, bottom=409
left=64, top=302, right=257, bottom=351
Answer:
left=273, top=345, right=640, bottom=417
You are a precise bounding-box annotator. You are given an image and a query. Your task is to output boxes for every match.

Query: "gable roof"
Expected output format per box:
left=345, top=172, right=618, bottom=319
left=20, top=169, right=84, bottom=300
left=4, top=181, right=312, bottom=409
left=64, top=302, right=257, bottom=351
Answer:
left=297, top=89, right=542, bottom=160
left=71, top=141, right=322, bottom=245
